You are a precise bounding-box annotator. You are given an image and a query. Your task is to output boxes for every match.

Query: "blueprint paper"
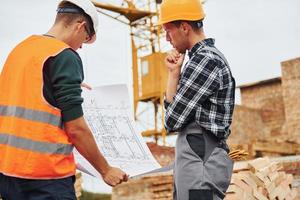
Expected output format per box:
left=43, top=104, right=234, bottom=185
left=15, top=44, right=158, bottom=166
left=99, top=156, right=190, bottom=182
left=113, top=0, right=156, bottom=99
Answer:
left=74, top=84, right=161, bottom=178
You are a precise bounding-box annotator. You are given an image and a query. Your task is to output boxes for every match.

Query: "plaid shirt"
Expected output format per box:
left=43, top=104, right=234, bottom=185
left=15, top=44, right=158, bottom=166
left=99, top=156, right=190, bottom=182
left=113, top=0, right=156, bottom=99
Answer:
left=164, top=38, right=235, bottom=139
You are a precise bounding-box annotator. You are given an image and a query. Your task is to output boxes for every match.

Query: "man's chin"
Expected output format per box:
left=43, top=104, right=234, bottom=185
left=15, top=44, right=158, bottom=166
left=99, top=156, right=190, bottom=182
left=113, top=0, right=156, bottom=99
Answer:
left=173, top=46, right=179, bottom=52
left=176, top=48, right=185, bottom=54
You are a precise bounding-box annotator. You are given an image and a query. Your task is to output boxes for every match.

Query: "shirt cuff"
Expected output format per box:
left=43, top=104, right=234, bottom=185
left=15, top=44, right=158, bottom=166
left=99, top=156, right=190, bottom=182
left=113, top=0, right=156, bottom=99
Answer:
left=62, top=105, right=83, bottom=122
left=164, top=99, right=170, bottom=109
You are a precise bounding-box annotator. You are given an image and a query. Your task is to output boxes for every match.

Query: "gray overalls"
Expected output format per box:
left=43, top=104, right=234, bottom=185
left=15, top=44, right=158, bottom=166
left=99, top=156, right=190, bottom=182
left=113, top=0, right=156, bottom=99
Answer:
left=173, top=47, right=234, bottom=200
left=173, top=122, right=233, bottom=200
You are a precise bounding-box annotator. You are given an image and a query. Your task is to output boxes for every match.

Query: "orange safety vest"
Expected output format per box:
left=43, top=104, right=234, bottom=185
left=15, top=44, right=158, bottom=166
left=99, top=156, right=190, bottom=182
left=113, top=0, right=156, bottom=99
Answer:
left=0, top=35, right=76, bottom=179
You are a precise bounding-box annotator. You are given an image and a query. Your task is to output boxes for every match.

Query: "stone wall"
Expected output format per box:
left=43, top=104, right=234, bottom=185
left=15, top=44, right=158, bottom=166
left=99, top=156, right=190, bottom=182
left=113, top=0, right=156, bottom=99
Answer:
left=229, top=105, right=270, bottom=145
left=281, top=57, right=300, bottom=139
left=239, top=79, right=285, bottom=136
left=230, top=57, right=300, bottom=150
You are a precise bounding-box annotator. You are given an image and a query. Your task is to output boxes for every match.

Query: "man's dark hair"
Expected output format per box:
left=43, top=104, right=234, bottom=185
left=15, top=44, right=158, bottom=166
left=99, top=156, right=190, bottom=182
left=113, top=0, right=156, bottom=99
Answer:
left=172, top=20, right=203, bottom=31
left=55, top=1, right=94, bottom=36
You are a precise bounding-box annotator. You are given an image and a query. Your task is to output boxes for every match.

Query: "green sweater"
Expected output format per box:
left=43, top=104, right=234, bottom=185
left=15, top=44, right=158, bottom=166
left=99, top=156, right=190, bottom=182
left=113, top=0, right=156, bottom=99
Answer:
left=43, top=48, right=84, bottom=122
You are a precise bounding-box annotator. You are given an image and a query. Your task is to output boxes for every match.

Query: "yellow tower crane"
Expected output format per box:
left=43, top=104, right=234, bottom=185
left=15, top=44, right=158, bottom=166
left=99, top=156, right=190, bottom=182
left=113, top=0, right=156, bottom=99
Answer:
left=92, top=0, right=168, bottom=144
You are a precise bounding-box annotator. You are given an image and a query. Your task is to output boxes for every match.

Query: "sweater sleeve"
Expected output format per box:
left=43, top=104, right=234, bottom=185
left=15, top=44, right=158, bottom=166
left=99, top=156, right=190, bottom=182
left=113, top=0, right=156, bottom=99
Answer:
left=43, top=48, right=84, bottom=122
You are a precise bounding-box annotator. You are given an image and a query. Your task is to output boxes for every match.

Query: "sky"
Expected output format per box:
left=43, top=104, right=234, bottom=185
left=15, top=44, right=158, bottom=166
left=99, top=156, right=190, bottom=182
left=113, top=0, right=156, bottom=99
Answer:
left=1, top=0, right=300, bottom=194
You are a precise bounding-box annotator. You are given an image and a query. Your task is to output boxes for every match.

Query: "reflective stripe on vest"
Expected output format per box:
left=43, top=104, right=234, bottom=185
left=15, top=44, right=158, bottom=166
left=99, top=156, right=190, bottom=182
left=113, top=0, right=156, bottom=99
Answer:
left=0, top=105, right=63, bottom=129
left=0, top=133, right=73, bottom=155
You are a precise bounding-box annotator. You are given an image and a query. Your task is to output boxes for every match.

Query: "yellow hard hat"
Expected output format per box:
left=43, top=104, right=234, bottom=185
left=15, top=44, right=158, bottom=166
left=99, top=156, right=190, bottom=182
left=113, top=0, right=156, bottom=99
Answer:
left=157, top=0, right=205, bottom=25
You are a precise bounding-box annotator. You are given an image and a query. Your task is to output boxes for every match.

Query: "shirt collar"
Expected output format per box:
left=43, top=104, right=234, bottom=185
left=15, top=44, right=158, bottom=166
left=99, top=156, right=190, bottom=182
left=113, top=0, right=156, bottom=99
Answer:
left=188, top=38, right=215, bottom=58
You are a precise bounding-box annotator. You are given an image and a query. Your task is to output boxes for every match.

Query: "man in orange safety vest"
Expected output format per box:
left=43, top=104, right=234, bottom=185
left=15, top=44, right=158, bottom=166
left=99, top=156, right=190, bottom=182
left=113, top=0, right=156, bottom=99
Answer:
left=0, top=0, right=128, bottom=199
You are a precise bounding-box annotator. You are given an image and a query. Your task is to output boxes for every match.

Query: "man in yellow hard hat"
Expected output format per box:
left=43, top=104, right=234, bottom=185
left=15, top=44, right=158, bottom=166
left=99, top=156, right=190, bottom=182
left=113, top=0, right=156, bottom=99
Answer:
left=0, top=0, right=127, bottom=199
left=158, top=0, right=235, bottom=199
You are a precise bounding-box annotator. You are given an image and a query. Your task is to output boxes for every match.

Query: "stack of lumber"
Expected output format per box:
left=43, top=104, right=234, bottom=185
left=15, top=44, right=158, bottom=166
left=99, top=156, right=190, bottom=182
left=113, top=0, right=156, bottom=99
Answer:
left=229, top=140, right=300, bottom=159
left=149, top=176, right=173, bottom=200
left=229, top=149, right=249, bottom=161
left=112, top=156, right=300, bottom=200
left=75, top=172, right=83, bottom=199
left=112, top=172, right=173, bottom=200
left=225, top=157, right=297, bottom=200
left=147, top=174, right=173, bottom=200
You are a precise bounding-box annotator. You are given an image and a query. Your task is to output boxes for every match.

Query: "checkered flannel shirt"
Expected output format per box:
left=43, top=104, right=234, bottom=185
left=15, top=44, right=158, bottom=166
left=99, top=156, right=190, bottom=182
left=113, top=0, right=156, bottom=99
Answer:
left=164, top=38, right=235, bottom=139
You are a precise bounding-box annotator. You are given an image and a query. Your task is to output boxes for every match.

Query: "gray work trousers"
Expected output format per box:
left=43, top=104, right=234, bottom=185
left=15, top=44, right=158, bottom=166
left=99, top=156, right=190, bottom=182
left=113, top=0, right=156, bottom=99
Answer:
left=173, top=123, right=233, bottom=200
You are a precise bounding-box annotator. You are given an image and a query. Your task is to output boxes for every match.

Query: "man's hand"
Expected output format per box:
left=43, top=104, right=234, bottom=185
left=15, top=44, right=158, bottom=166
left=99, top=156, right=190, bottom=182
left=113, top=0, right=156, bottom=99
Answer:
left=102, top=166, right=128, bottom=187
left=165, top=50, right=185, bottom=102
left=165, top=49, right=185, bottom=77
left=65, top=117, right=128, bottom=187
left=81, top=83, right=92, bottom=90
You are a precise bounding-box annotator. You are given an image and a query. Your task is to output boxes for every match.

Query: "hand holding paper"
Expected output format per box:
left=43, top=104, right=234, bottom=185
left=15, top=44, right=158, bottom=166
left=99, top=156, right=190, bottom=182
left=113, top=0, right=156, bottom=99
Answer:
left=74, top=84, right=162, bottom=180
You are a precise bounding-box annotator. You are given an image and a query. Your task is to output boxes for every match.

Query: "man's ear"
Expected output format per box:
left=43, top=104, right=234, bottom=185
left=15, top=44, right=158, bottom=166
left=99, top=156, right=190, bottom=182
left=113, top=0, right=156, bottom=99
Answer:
left=180, top=22, right=191, bottom=34
left=73, top=20, right=84, bottom=34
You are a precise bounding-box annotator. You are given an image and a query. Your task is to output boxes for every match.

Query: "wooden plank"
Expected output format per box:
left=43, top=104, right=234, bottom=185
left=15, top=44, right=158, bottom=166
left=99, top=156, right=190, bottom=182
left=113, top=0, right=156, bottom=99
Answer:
left=227, top=184, right=241, bottom=193
left=290, top=188, right=298, bottom=199
left=264, top=179, right=276, bottom=195
left=248, top=157, right=270, bottom=173
left=226, top=185, right=255, bottom=200
left=235, top=172, right=257, bottom=189
left=268, top=186, right=283, bottom=200
left=233, top=161, right=250, bottom=172
left=253, top=141, right=300, bottom=155
left=257, top=186, right=268, bottom=197
left=231, top=177, right=253, bottom=195
left=277, top=185, right=291, bottom=200
left=274, top=172, right=286, bottom=186
left=252, top=189, right=268, bottom=200
left=247, top=171, right=265, bottom=187
left=255, top=171, right=268, bottom=183
left=224, top=193, right=240, bottom=200
left=267, top=171, right=280, bottom=182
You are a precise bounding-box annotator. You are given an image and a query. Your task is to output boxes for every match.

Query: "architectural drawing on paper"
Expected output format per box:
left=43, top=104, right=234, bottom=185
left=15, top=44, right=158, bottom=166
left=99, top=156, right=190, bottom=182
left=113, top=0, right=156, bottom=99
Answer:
left=75, top=85, right=161, bottom=178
